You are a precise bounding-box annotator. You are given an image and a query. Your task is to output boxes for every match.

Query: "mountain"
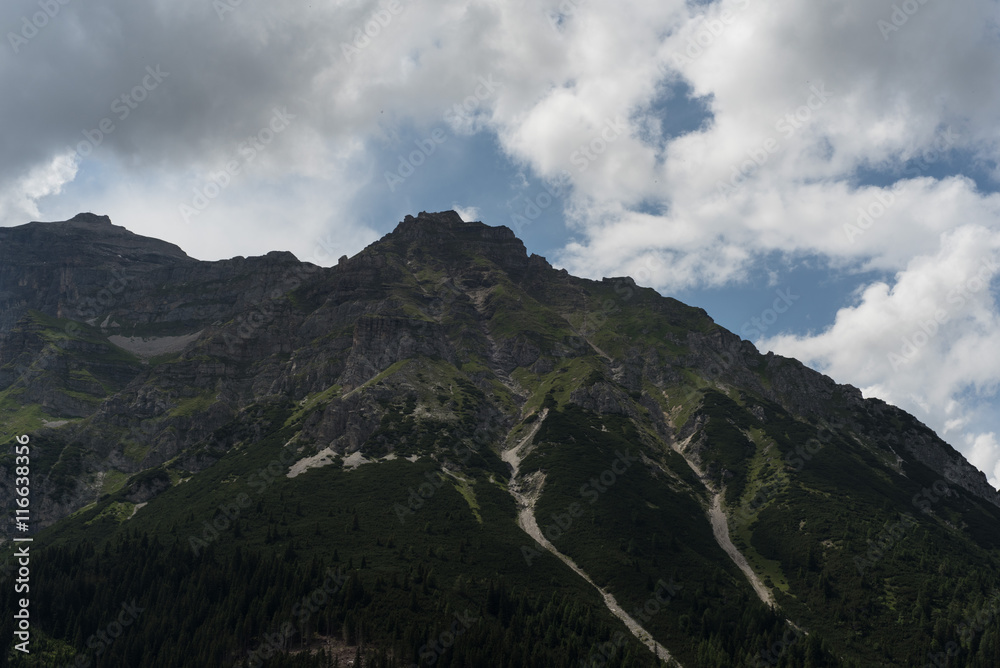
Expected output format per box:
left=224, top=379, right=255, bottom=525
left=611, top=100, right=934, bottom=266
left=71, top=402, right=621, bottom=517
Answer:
left=3, top=210, right=1000, bottom=667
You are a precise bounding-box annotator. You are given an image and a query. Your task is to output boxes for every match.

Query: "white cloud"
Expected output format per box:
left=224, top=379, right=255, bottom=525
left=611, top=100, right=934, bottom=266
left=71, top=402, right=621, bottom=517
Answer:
left=966, top=433, right=1000, bottom=490
left=0, top=153, right=78, bottom=224
left=453, top=205, right=481, bottom=222
left=484, top=0, right=1000, bottom=291
left=46, top=165, right=380, bottom=265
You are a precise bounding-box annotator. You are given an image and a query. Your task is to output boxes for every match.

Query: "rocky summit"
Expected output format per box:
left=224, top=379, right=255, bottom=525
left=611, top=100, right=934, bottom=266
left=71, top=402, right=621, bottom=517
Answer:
left=2, top=211, right=1000, bottom=667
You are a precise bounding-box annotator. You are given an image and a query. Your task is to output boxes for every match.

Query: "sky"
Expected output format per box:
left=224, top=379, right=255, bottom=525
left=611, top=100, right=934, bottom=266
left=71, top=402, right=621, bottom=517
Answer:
left=4, top=0, right=1000, bottom=487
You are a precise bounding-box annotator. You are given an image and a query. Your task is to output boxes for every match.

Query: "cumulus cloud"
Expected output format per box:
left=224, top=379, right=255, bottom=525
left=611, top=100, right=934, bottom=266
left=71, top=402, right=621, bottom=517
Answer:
left=0, top=152, right=77, bottom=223
left=966, top=433, right=1000, bottom=489
left=453, top=205, right=481, bottom=222
left=538, top=0, right=1000, bottom=288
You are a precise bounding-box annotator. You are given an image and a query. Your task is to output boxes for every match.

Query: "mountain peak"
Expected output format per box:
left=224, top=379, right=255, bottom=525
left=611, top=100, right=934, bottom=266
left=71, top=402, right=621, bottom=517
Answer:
left=406, top=210, right=467, bottom=225
left=1, top=212, right=192, bottom=267
left=377, top=210, right=532, bottom=276
left=67, top=212, right=113, bottom=225
left=392, top=210, right=513, bottom=239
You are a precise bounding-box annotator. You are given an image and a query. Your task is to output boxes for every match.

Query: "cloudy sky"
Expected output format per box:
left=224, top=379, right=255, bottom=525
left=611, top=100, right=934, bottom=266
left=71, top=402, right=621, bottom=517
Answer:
left=4, top=0, right=1000, bottom=486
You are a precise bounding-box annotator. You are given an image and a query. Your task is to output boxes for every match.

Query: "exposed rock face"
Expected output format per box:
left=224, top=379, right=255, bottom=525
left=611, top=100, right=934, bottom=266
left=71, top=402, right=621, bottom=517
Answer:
left=0, top=213, right=310, bottom=339
left=0, top=213, right=190, bottom=332
left=677, top=326, right=1000, bottom=507
left=570, top=382, right=628, bottom=415
left=342, top=315, right=453, bottom=387
left=0, top=209, right=997, bottom=536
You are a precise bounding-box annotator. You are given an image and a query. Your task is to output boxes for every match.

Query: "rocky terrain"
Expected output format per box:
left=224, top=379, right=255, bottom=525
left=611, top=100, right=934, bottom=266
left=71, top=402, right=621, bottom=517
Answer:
left=3, top=210, right=1000, bottom=667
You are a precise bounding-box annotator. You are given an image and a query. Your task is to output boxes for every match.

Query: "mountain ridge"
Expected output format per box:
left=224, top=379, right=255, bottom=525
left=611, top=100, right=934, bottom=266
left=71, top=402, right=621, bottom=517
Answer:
left=3, top=210, right=1000, bottom=666
left=3, top=208, right=997, bottom=525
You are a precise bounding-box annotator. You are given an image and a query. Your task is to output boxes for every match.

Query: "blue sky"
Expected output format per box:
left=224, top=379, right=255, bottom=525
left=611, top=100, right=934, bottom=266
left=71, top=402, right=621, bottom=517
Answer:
left=3, top=0, right=1000, bottom=486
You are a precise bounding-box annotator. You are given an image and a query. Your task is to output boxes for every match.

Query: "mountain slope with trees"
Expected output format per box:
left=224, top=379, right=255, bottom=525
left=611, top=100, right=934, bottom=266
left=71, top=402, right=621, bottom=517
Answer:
left=2, top=211, right=999, bottom=667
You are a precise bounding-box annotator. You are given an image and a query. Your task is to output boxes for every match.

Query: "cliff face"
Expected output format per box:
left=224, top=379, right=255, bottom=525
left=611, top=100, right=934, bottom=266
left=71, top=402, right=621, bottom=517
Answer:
left=0, top=212, right=312, bottom=338
left=0, top=213, right=189, bottom=332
